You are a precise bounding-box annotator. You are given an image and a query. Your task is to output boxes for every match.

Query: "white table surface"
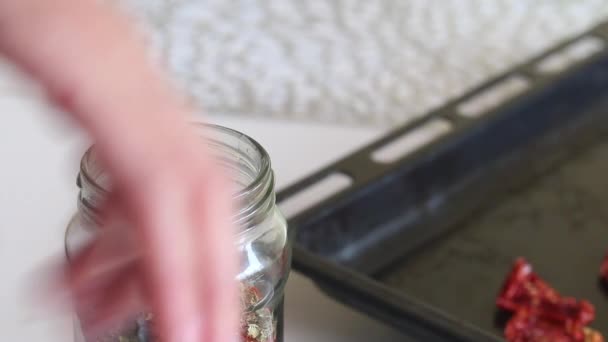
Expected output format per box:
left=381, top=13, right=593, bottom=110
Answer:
left=0, top=69, right=408, bottom=340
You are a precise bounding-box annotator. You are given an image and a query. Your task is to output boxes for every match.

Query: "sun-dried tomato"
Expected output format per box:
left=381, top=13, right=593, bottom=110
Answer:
left=242, top=331, right=259, bottom=342
left=498, top=259, right=595, bottom=327
left=505, top=311, right=603, bottom=342
left=498, top=259, right=602, bottom=342
left=600, top=254, right=608, bottom=283
left=535, top=296, right=595, bottom=328
left=505, top=310, right=582, bottom=342
left=497, top=258, right=557, bottom=312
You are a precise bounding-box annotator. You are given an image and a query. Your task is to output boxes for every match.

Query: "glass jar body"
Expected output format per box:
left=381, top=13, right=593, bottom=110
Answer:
left=65, top=124, right=292, bottom=342
left=66, top=206, right=290, bottom=342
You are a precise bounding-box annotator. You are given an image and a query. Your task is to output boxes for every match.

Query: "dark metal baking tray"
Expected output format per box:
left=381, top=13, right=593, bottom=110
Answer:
left=277, top=21, right=608, bottom=341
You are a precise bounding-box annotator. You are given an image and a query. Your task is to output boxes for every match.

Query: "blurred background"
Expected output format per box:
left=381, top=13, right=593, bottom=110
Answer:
left=123, top=0, right=608, bottom=126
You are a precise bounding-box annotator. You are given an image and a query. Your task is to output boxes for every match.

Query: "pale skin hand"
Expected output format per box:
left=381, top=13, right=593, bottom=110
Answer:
left=0, top=1, right=238, bottom=341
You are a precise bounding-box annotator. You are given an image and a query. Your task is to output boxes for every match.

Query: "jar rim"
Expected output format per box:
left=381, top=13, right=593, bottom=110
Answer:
left=79, top=123, right=272, bottom=200
left=197, top=123, right=272, bottom=202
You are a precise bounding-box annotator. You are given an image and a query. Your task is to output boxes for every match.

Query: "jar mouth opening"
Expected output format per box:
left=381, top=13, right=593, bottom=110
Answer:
left=198, top=124, right=272, bottom=202
left=79, top=124, right=274, bottom=224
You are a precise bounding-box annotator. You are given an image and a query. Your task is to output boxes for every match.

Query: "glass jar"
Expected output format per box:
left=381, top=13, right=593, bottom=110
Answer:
left=65, top=124, right=291, bottom=342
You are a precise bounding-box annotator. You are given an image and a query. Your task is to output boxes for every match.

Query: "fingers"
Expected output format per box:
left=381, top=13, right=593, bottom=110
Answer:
left=67, top=205, right=139, bottom=292
left=68, top=144, right=240, bottom=342
left=67, top=234, right=138, bottom=292
left=193, top=171, right=239, bottom=342
left=77, top=266, right=143, bottom=340
left=131, top=163, right=239, bottom=342
left=66, top=200, right=146, bottom=338
left=133, top=175, right=205, bottom=342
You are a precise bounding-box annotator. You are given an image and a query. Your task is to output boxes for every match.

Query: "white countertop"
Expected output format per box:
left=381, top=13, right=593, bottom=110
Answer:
left=0, top=79, right=407, bottom=340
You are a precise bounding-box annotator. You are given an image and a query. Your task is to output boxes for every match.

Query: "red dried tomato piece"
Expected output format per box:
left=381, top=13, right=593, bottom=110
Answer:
left=536, top=296, right=595, bottom=328
left=497, top=258, right=595, bottom=328
left=497, top=258, right=557, bottom=312
left=242, top=332, right=256, bottom=342
left=600, top=254, right=608, bottom=282
left=505, top=310, right=585, bottom=342
left=498, top=259, right=603, bottom=342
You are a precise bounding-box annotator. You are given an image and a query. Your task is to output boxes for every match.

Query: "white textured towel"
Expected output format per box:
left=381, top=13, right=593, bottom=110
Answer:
left=123, top=1, right=608, bottom=126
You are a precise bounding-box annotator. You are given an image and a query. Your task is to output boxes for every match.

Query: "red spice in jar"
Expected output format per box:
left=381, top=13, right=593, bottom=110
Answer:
left=240, top=285, right=276, bottom=342
left=114, top=285, right=277, bottom=342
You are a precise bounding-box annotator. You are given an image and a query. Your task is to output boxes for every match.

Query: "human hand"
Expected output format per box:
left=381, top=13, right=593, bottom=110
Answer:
left=0, top=0, right=239, bottom=341
left=68, top=133, right=239, bottom=342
